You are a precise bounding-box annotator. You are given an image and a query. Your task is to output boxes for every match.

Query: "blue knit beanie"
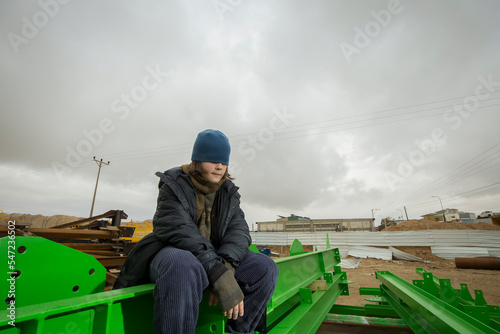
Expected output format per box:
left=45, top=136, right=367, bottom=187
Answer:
left=191, top=129, right=231, bottom=165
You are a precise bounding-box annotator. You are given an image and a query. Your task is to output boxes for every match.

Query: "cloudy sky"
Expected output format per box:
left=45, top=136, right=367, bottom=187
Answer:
left=1, top=0, right=499, bottom=228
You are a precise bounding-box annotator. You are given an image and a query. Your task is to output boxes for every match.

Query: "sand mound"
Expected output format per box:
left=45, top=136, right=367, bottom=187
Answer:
left=0, top=212, right=84, bottom=228
left=385, top=219, right=500, bottom=231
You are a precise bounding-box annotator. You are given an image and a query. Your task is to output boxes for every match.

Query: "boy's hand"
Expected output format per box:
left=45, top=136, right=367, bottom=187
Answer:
left=208, top=292, right=219, bottom=306
left=224, top=300, right=244, bottom=320
left=209, top=292, right=244, bottom=320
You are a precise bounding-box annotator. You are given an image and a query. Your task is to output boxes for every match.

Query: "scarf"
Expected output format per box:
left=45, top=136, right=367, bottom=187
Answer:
left=181, top=164, right=226, bottom=238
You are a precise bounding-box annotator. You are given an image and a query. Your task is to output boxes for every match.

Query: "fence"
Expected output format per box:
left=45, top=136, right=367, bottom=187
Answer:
left=250, top=230, right=500, bottom=259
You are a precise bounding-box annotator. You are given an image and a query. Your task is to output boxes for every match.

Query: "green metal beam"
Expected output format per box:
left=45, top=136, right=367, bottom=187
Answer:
left=1, top=236, right=106, bottom=308
left=1, top=236, right=348, bottom=334
left=268, top=272, right=346, bottom=334
left=414, top=268, right=500, bottom=331
left=268, top=241, right=341, bottom=312
left=376, top=270, right=500, bottom=334
left=323, top=313, right=409, bottom=328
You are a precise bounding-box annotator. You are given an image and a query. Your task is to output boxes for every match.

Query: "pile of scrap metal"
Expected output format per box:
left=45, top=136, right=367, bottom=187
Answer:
left=0, top=210, right=135, bottom=289
left=1, top=234, right=499, bottom=333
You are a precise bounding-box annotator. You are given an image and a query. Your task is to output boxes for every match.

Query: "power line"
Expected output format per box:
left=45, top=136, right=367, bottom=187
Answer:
left=102, top=101, right=500, bottom=163
left=90, top=157, right=110, bottom=217
left=405, top=181, right=500, bottom=209
left=392, top=143, right=500, bottom=206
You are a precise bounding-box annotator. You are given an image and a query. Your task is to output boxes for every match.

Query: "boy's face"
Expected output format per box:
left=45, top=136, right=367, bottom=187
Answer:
left=200, top=162, right=227, bottom=183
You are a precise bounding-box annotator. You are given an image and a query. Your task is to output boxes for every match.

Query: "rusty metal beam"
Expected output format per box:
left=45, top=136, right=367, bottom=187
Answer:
left=27, top=228, right=119, bottom=239
left=93, top=255, right=127, bottom=268
left=52, top=210, right=128, bottom=229
left=60, top=242, right=118, bottom=250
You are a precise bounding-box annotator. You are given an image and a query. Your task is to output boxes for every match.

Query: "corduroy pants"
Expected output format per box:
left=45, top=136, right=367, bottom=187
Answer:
left=149, top=247, right=279, bottom=334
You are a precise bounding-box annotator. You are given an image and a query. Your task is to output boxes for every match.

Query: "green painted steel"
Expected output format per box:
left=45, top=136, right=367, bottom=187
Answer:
left=0, top=236, right=348, bottom=334
left=9, top=235, right=500, bottom=334
left=0, top=283, right=155, bottom=333
left=1, top=236, right=106, bottom=308
left=376, top=270, right=500, bottom=334
left=330, top=304, right=400, bottom=318
left=288, top=238, right=306, bottom=257
left=359, top=287, right=381, bottom=296
left=267, top=244, right=342, bottom=312
left=267, top=271, right=348, bottom=334
left=265, top=238, right=347, bottom=333
left=0, top=237, right=224, bottom=333
left=323, top=313, right=409, bottom=328
left=415, top=268, right=500, bottom=331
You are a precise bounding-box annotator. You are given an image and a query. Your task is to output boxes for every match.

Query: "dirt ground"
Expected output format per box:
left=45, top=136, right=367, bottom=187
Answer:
left=383, top=219, right=500, bottom=231
left=258, top=244, right=500, bottom=308
left=0, top=212, right=84, bottom=228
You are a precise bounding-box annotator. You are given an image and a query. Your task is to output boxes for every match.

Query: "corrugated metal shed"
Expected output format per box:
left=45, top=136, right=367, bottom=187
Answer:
left=389, top=246, right=425, bottom=262
left=250, top=230, right=500, bottom=248
left=489, top=248, right=500, bottom=257
left=347, top=246, right=392, bottom=260
left=339, top=259, right=361, bottom=269
left=250, top=231, right=500, bottom=260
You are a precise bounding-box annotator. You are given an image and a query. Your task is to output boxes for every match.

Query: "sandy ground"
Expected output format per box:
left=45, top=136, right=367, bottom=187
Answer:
left=0, top=212, right=84, bottom=228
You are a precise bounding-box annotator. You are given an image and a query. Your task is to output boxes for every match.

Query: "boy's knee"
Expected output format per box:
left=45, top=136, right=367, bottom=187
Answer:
left=254, top=254, right=279, bottom=281
left=155, top=249, right=204, bottom=279
left=267, top=258, right=279, bottom=282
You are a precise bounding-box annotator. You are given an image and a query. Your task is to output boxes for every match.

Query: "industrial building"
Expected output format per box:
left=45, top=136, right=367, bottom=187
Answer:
left=256, top=214, right=375, bottom=232
left=421, top=208, right=476, bottom=222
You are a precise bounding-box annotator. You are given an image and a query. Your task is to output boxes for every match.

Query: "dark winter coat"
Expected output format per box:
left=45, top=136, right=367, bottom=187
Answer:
left=113, top=166, right=251, bottom=289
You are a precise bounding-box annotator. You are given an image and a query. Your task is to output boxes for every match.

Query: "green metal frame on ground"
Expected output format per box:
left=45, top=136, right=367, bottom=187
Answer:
left=0, top=235, right=348, bottom=334
left=1, top=236, right=500, bottom=333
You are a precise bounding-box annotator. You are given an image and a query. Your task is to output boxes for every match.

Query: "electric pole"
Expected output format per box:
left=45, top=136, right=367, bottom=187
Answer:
left=431, top=195, right=444, bottom=210
left=371, top=208, right=379, bottom=228
left=404, top=206, right=409, bottom=220
left=431, top=195, right=445, bottom=222
left=90, top=157, right=110, bottom=217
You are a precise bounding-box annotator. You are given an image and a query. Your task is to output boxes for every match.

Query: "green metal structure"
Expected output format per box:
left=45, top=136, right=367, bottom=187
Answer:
left=1, top=236, right=499, bottom=333
left=0, top=236, right=347, bottom=333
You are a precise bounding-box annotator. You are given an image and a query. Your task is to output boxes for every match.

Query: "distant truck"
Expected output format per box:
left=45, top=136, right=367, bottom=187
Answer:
left=477, top=211, right=500, bottom=219
left=478, top=211, right=493, bottom=218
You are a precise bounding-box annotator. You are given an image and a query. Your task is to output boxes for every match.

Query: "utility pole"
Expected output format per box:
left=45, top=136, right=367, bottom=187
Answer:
left=431, top=195, right=444, bottom=210
left=397, top=209, right=404, bottom=220
left=404, top=206, right=409, bottom=220
left=371, top=208, right=379, bottom=227
left=431, top=195, right=445, bottom=222
left=90, top=157, right=110, bottom=217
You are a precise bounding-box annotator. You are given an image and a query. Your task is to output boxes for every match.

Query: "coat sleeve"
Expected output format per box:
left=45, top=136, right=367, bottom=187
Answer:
left=216, top=196, right=251, bottom=268
left=152, top=179, right=224, bottom=273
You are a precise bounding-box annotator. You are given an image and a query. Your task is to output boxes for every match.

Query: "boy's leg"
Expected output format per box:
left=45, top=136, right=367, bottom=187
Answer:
left=149, top=247, right=209, bottom=334
left=226, top=251, right=279, bottom=334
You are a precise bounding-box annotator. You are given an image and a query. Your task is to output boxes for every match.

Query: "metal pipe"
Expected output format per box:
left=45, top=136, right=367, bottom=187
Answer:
left=455, top=257, right=500, bottom=270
